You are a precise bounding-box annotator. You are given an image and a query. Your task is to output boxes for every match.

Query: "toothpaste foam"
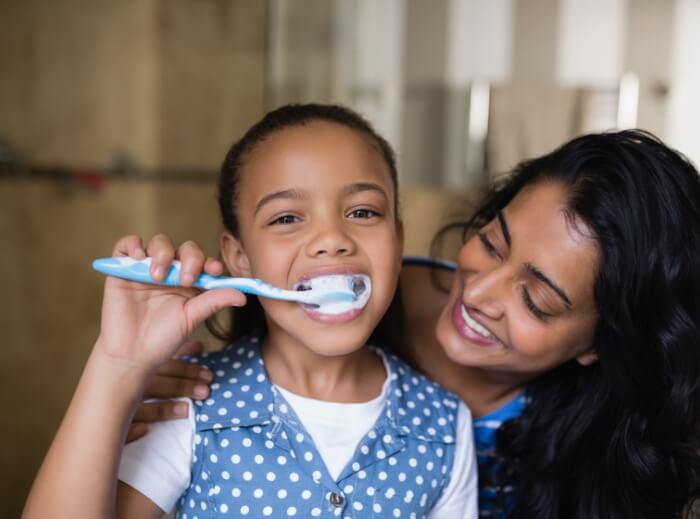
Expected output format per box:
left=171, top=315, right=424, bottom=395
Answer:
left=298, top=274, right=372, bottom=315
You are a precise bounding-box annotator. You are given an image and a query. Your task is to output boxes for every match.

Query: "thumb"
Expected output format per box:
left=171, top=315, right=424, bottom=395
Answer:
left=183, top=289, right=246, bottom=331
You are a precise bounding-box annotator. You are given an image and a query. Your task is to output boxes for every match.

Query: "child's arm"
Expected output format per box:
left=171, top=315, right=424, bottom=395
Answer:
left=23, top=342, right=164, bottom=518
left=22, top=236, right=244, bottom=519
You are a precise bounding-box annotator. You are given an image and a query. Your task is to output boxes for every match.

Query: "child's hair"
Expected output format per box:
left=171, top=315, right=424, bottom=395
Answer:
left=209, top=103, right=405, bottom=347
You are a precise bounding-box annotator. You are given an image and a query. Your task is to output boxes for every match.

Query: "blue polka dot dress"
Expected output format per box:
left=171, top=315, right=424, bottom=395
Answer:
left=176, top=336, right=461, bottom=518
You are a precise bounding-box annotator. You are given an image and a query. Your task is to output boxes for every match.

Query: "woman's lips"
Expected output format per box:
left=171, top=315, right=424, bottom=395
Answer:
left=450, top=298, right=501, bottom=346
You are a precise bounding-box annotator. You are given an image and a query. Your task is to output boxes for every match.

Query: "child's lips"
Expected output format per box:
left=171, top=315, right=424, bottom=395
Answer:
left=301, top=305, right=364, bottom=323
left=293, top=265, right=366, bottom=287
left=292, top=267, right=372, bottom=323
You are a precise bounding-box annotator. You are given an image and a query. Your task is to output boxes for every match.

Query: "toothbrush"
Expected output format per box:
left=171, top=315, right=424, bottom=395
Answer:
left=92, top=257, right=357, bottom=306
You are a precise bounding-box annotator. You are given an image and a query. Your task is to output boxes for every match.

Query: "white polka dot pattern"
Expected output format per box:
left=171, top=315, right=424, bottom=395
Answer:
left=176, top=337, right=459, bottom=518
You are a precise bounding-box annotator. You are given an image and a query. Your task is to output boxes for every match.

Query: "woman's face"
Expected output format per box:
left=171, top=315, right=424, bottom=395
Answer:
left=436, top=181, right=600, bottom=378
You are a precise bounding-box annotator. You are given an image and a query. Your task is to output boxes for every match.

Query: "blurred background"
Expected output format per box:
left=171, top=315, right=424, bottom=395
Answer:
left=1, top=0, right=699, bottom=515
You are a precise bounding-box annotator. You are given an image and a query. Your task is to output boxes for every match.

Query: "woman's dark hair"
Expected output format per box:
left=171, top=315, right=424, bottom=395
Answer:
left=209, top=103, right=402, bottom=347
left=439, top=129, right=700, bottom=517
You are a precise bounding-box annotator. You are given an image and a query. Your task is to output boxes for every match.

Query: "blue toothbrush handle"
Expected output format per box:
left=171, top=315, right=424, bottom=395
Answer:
left=91, top=257, right=212, bottom=287
left=91, top=257, right=345, bottom=304
left=92, top=257, right=263, bottom=294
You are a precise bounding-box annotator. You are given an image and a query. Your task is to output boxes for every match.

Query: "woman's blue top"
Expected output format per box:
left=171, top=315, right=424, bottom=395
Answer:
left=473, top=394, right=527, bottom=517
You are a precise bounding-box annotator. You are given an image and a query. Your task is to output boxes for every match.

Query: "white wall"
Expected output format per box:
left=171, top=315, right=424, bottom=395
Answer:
left=556, top=0, right=627, bottom=86
left=667, top=0, right=700, bottom=167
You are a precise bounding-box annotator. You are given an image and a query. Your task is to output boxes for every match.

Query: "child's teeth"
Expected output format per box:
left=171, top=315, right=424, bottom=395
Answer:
left=461, top=304, right=495, bottom=339
left=300, top=274, right=372, bottom=315
left=352, top=278, right=367, bottom=297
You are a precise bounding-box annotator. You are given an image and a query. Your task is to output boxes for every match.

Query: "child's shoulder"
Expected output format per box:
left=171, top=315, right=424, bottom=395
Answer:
left=183, top=336, right=270, bottom=431
left=183, top=335, right=262, bottom=371
left=379, top=347, right=459, bottom=401
left=375, top=347, right=461, bottom=443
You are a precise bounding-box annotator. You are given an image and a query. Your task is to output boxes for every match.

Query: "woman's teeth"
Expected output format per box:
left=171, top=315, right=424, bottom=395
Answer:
left=461, top=304, right=496, bottom=339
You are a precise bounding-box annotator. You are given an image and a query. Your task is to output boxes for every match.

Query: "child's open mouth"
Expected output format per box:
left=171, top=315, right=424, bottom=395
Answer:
left=294, top=273, right=372, bottom=322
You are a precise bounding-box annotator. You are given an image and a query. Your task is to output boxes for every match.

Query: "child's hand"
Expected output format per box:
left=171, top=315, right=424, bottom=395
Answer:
left=94, top=234, right=245, bottom=375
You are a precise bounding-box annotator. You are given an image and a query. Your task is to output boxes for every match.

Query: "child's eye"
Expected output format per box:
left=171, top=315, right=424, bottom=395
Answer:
left=348, top=208, right=380, bottom=219
left=270, top=214, right=300, bottom=225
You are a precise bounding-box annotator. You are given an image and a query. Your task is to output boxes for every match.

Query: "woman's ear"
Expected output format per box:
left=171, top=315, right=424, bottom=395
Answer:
left=220, top=232, right=251, bottom=277
left=575, top=349, right=598, bottom=366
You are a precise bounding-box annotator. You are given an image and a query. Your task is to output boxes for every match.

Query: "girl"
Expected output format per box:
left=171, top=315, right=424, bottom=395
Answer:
left=126, top=129, right=700, bottom=517
left=22, top=104, right=478, bottom=518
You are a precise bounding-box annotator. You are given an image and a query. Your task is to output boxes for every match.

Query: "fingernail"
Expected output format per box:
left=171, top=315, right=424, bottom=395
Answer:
left=173, top=402, right=189, bottom=417
left=153, top=266, right=164, bottom=279
left=199, top=368, right=214, bottom=381
left=194, top=384, right=209, bottom=398
left=182, top=271, right=195, bottom=284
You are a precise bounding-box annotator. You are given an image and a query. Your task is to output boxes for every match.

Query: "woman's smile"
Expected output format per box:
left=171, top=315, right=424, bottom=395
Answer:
left=450, top=298, right=503, bottom=347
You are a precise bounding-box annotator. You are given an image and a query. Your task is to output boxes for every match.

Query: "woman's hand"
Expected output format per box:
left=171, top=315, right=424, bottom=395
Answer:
left=126, top=340, right=214, bottom=442
left=95, top=234, right=245, bottom=376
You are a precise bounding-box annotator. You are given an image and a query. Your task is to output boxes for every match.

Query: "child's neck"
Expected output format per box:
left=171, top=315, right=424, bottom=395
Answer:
left=261, top=331, right=386, bottom=404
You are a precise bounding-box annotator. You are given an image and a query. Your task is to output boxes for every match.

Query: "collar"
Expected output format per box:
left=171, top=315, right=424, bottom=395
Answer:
left=193, top=336, right=458, bottom=446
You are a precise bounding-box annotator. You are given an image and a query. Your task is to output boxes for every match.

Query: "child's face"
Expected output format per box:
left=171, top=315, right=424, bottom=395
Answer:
left=223, top=121, right=403, bottom=357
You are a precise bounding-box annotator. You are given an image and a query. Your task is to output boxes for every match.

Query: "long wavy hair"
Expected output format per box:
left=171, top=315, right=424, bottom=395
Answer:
left=441, top=130, right=700, bottom=517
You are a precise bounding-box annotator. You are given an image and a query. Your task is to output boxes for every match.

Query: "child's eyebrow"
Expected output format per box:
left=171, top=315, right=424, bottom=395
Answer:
left=254, top=188, right=308, bottom=215
left=343, top=182, right=389, bottom=200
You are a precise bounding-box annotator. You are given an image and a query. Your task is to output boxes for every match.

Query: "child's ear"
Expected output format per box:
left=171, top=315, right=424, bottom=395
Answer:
left=220, top=232, right=251, bottom=277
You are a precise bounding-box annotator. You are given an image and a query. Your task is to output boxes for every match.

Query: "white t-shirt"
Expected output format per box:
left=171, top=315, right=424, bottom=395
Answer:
left=119, top=386, right=477, bottom=518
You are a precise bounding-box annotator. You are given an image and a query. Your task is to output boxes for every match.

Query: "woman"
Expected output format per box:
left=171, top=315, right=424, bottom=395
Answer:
left=127, top=129, right=700, bottom=517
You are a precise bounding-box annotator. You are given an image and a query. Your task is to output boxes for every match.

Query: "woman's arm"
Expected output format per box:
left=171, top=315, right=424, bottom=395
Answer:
left=127, top=341, right=213, bottom=443
left=22, top=235, right=244, bottom=519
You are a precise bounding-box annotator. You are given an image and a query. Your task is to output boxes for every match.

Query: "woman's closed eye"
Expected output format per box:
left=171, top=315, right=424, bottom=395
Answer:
left=478, top=232, right=502, bottom=260
left=520, top=286, right=551, bottom=322
left=478, top=232, right=552, bottom=321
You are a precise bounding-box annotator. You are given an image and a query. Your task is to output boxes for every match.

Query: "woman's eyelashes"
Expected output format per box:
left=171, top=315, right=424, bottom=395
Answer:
left=478, top=229, right=551, bottom=322
left=478, top=232, right=501, bottom=259
left=520, top=286, right=550, bottom=321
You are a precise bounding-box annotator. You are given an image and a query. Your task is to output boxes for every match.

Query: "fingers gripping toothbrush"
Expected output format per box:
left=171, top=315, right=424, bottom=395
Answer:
left=92, top=257, right=370, bottom=309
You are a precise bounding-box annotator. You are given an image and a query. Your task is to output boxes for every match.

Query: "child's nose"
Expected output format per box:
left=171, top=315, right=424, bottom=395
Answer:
left=306, top=223, right=356, bottom=258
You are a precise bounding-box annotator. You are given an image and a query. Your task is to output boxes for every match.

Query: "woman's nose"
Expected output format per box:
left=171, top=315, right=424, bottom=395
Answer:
left=461, top=267, right=507, bottom=319
left=305, top=220, right=356, bottom=258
